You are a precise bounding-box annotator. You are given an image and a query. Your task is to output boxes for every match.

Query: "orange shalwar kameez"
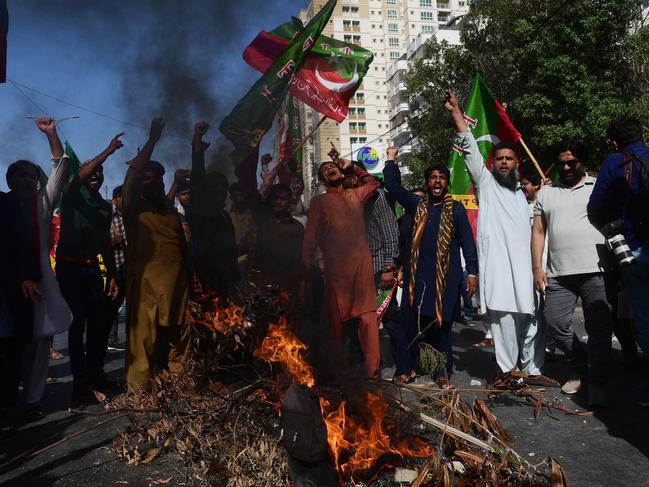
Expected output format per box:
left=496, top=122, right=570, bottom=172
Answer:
left=303, top=166, right=380, bottom=376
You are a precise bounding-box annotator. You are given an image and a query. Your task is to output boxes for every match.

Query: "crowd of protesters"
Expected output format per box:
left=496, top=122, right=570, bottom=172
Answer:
left=1, top=90, right=648, bottom=432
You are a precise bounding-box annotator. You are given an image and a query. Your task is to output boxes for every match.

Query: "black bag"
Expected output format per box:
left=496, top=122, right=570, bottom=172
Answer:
left=623, top=152, right=649, bottom=240
left=280, top=384, right=329, bottom=464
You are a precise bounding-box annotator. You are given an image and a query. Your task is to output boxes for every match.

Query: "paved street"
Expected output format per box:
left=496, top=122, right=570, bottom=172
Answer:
left=1, top=308, right=648, bottom=486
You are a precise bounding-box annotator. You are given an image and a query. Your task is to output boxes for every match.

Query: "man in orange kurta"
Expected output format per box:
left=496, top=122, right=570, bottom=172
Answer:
left=303, top=154, right=380, bottom=377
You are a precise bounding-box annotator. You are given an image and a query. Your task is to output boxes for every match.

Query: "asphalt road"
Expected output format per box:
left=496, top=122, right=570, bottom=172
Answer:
left=1, top=307, right=648, bottom=487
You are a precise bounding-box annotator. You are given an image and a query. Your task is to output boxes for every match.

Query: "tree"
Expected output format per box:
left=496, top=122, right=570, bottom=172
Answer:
left=405, top=0, right=649, bottom=176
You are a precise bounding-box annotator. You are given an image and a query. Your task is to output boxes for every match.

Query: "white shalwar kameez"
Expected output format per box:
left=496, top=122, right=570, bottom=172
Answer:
left=456, top=131, right=543, bottom=375
left=21, top=155, right=73, bottom=405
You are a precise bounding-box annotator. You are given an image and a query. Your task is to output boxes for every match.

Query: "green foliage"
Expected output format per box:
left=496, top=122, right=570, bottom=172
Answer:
left=405, top=0, right=649, bottom=171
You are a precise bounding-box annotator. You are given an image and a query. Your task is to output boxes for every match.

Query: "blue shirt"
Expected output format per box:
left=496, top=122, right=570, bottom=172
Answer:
left=588, top=141, right=649, bottom=250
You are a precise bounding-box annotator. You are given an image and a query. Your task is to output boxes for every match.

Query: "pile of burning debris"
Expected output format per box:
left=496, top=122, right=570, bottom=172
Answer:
left=107, top=289, right=572, bottom=486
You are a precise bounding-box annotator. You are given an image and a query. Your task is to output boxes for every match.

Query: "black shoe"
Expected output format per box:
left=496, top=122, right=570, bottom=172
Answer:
left=23, top=403, right=47, bottom=422
left=72, top=383, right=97, bottom=408
left=88, top=373, right=122, bottom=395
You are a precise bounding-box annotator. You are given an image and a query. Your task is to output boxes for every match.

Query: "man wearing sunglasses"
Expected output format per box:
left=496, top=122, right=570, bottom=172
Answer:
left=532, top=142, right=613, bottom=407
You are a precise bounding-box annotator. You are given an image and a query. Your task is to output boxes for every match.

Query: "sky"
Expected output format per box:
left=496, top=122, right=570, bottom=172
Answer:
left=0, top=0, right=307, bottom=195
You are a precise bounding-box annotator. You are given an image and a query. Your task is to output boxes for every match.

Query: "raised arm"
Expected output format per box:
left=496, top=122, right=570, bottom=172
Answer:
left=444, top=90, right=489, bottom=187
left=351, top=164, right=380, bottom=204
left=167, top=168, right=191, bottom=201
left=122, top=118, right=165, bottom=214
left=383, top=145, right=421, bottom=214
left=77, top=133, right=124, bottom=184
left=35, top=118, right=68, bottom=206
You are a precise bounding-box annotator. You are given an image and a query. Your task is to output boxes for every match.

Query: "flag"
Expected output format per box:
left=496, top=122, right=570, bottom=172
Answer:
left=220, top=0, right=336, bottom=174
left=276, top=94, right=305, bottom=195
left=243, top=18, right=373, bottom=123
left=0, top=0, right=8, bottom=83
left=448, top=73, right=521, bottom=234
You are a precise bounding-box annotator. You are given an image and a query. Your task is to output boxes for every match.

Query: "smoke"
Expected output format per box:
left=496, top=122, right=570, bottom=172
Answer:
left=3, top=0, right=305, bottom=187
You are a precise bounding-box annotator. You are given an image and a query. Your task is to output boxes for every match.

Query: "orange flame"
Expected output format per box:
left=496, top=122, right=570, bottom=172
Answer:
left=321, top=391, right=435, bottom=480
left=190, top=295, right=249, bottom=335
left=255, top=317, right=315, bottom=388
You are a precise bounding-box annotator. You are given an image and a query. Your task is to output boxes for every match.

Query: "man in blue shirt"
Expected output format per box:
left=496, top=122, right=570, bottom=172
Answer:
left=588, top=116, right=649, bottom=405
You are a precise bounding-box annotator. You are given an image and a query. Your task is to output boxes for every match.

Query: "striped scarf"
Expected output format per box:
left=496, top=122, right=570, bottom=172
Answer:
left=409, top=192, right=454, bottom=325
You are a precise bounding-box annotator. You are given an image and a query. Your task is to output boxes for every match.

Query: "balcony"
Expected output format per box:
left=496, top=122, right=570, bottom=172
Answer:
left=386, top=59, right=408, bottom=80
left=391, top=122, right=411, bottom=144
left=388, top=81, right=407, bottom=99
left=437, top=2, right=449, bottom=8
left=389, top=102, right=410, bottom=120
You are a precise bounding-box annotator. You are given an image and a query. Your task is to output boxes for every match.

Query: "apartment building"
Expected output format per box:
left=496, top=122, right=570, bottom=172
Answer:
left=285, top=0, right=469, bottom=204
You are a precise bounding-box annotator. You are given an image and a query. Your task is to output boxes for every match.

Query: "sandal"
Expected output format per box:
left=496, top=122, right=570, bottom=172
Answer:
left=395, top=370, right=417, bottom=384
left=472, top=338, right=493, bottom=348
left=49, top=348, right=65, bottom=360
left=436, top=376, right=455, bottom=390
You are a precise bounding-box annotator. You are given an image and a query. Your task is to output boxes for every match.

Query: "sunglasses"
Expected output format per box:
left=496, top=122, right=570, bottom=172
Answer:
left=560, top=159, right=580, bottom=166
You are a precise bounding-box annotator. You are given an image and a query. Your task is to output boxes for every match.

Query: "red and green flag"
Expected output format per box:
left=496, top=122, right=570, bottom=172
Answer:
left=220, top=0, right=336, bottom=186
left=276, top=94, right=305, bottom=196
left=448, top=73, right=521, bottom=234
left=1, top=0, right=8, bottom=83
left=243, top=17, right=373, bottom=123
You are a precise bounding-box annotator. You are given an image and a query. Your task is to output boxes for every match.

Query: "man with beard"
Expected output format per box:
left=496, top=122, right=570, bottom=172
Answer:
left=122, top=118, right=192, bottom=391
left=445, top=91, right=556, bottom=386
left=303, top=149, right=380, bottom=377
left=57, top=132, right=122, bottom=404
left=533, top=143, right=613, bottom=406
left=190, top=121, right=239, bottom=296
left=383, top=149, right=478, bottom=387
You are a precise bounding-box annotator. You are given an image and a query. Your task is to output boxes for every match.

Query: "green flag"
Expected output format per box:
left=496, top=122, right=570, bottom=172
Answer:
left=220, top=0, right=336, bottom=168
left=448, top=74, right=521, bottom=232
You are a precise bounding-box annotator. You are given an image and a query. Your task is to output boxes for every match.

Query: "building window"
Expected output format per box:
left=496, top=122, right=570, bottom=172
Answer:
left=342, top=6, right=350, bottom=12
left=459, top=0, right=466, bottom=5
left=437, top=2, right=449, bottom=8
left=357, top=108, right=366, bottom=118
left=352, top=35, right=362, bottom=45
left=386, top=0, right=397, bottom=4
left=350, top=137, right=358, bottom=145
left=386, top=9, right=397, bottom=18
left=351, top=6, right=359, bottom=13
left=421, top=11, right=434, bottom=20
left=438, top=14, right=449, bottom=23
left=420, top=0, right=432, bottom=6
left=390, top=51, right=401, bottom=60
left=349, top=122, right=358, bottom=132
left=358, top=123, right=367, bottom=133
left=421, top=24, right=436, bottom=33
left=359, top=137, right=367, bottom=143
left=343, top=20, right=351, bottom=31
left=352, top=20, right=361, bottom=31
left=388, top=37, right=400, bottom=47
left=387, top=22, right=398, bottom=32
left=356, top=93, right=365, bottom=103
left=344, top=34, right=352, bottom=42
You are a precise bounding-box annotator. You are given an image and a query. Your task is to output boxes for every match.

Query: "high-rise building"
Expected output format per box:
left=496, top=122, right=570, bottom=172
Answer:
left=386, top=21, right=463, bottom=168
left=279, top=0, right=469, bottom=204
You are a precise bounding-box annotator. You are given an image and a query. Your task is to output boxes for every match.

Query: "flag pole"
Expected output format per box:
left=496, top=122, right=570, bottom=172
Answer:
left=518, top=137, right=546, bottom=180
left=293, top=115, right=327, bottom=156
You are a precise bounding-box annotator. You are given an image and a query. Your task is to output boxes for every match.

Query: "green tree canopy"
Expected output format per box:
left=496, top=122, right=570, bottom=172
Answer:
left=404, top=0, right=649, bottom=182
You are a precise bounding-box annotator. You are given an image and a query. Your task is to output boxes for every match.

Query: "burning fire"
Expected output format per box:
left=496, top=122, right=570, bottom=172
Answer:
left=254, top=316, right=315, bottom=388
left=255, top=316, right=434, bottom=481
left=189, top=295, right=250, bottom=335
left=321, top=391, right=436, bottom=480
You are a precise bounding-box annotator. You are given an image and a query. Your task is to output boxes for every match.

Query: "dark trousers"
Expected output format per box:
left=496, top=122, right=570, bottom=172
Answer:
left=104, top=276, right=126, bottom=350
left=374, top=272, right=400, bottom=369
left=57, top=262, right=106, bottom=384
left=394, top=304, right=454, bottom=377
left=544, top=273, right=613, bottom=384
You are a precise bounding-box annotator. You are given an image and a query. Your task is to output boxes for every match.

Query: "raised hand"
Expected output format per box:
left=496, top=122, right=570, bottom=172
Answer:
left=35, top=117, right=57, bottom=136
left=21, top=280, right=44, bottom=301
left=107, top=133, right=125, bottom=154
left=149, top=117, right=165, bottom=143
left=174, top=168, right=190, bottom=183
left=386, top=146, right=399, bottom=161
left=193, top=121, right=210, bottom=152
left=443, top=90, right=460, bottom=113
left=328, top=142, right=340, bottom=162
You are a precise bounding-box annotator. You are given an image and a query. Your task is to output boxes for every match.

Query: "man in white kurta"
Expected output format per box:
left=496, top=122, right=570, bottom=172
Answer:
left=445, top=92, right=548, bottom=381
